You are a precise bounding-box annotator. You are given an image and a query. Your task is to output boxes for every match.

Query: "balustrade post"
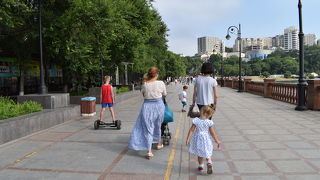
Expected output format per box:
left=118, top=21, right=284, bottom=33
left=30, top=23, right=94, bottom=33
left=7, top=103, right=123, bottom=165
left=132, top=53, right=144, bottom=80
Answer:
left=264, top=78, right=276, bottom=98
left=232, top=78, right=237, bottom=89
left=217, top=77, right=221, bottom=86
left=244, top=78, right=252, bottom=92
left=307, top=80, right=320, bottom=110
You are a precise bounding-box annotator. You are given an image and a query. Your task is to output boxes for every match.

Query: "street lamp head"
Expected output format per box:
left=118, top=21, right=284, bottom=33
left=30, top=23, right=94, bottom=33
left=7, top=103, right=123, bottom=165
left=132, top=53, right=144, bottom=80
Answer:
left=226, top=34, right=231, bottom=40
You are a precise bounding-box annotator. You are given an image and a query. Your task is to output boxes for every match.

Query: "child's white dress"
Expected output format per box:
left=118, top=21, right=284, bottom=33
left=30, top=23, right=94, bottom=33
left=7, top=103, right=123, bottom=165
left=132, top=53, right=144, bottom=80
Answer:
left=189, top=117, right=214, bottom=158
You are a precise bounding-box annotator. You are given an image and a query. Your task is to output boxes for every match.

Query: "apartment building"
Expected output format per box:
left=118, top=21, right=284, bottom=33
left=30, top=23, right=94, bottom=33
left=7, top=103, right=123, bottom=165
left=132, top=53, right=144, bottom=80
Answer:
left=304, top=34, right=317, bottom=46
left=233, top=37, right=272, bottom=52
left=197, top=36, right=225, bottom=55
left=284, top=26, right=299, bottom=51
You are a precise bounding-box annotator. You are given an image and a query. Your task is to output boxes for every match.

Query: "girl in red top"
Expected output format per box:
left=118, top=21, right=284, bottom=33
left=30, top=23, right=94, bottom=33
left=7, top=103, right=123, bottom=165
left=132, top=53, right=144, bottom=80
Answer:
left=99, top=76, right=116, bottom=123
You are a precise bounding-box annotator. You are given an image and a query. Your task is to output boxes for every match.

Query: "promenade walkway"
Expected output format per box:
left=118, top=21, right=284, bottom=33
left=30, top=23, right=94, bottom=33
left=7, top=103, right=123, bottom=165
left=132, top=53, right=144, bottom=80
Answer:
left=0, top=85, right=320, bottom=180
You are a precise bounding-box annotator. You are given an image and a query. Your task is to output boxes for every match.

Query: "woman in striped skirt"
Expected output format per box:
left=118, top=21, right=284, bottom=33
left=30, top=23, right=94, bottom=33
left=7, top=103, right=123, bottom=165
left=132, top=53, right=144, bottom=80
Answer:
left=128, top=67, right=167, bottom=159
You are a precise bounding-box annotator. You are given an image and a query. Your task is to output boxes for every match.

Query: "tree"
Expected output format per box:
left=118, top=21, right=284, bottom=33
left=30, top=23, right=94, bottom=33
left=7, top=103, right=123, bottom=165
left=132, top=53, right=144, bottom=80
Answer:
left=262, top=72, right=270, bottom=78
left=0, top=0, right=184, bottom=95
left=184, top=56, right=202, bottom=75
left=284, top=71, right=292, bottom=78
left=305, top=45, right=320, bottom=74
left=208, top=54, right=222, bottom=76
left=225, top=47, right=233, bottom=52
left=164, top=52, right=186, bottom=78
left=0, top=0, right=37, bottom=95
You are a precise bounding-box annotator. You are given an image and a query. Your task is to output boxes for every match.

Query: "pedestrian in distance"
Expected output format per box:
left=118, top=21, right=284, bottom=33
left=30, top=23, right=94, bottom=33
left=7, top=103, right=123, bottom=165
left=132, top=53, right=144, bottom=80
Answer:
left=99, top=76, right=116, bottom=123
left=178, top=85, right=188, bottom=112
left=128, top=67, right=167, bottom=159
left=192, top=62, right=218, bottom=116
left=186, top=105, right=221, bottom=174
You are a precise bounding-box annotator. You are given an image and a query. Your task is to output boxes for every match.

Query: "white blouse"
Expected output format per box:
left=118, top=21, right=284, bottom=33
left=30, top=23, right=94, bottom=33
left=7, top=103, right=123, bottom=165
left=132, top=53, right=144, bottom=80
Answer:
left=142, top=80, right=167, bottom=99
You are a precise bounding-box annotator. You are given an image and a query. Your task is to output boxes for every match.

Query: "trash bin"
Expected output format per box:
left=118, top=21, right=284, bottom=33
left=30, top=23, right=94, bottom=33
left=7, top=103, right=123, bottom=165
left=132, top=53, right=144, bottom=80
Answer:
left=81, top=97, right=96, bottom=116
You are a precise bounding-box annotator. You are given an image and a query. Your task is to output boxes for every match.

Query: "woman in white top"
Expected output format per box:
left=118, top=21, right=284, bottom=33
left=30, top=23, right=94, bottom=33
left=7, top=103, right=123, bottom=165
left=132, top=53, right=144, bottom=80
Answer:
left=128, top=67, right=167, bottom=159
left=192, top=62, right=218, bottom=113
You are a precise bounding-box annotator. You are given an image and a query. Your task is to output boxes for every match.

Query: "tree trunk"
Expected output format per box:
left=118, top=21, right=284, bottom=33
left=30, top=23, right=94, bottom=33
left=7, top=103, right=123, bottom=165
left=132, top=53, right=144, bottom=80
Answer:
left=62, top=69, right=68, bottom=93
left=19, top=70, right=24, bottom=96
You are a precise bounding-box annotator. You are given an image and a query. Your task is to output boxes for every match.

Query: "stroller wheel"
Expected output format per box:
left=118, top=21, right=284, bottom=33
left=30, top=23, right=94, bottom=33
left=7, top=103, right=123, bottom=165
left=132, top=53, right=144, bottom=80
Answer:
left=165, top=139, right=170, bottom=145
left=163, top=139, right=169, bottom=145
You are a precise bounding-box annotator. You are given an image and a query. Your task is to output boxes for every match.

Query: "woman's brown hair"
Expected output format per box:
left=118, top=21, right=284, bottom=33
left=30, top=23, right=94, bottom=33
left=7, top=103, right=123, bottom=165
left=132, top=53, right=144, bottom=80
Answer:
left=145, top=67, right=159, bottom=81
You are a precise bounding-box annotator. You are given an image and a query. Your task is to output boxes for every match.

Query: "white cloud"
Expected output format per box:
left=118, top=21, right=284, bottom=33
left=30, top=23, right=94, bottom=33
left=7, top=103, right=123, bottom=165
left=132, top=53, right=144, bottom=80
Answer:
left=152, top=0, right=244, bottom=56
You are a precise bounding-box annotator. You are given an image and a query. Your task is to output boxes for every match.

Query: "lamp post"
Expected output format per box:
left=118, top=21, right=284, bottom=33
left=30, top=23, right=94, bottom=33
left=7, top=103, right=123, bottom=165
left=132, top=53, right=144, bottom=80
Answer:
left=212, top=44, right=224, bottom=87
left=226, top=24, right=243, bottom=92
left=38, top=0, right=47, bottom=94
left=122, top=62, right=134, bottom=85
left=295, top=0, right=308, bottom=111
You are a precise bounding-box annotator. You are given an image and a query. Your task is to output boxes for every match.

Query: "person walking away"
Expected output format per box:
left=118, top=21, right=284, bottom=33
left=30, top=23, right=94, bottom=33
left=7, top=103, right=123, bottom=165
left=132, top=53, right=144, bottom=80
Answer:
left=186, top=105, right=221, bottom=174
left=128, top=67, right=167, bottom=159
left=99, top=76, right=116, bottom=123
left=178, top=86, right=188, bottom=112
left=192, top=62, right=218, bottom=114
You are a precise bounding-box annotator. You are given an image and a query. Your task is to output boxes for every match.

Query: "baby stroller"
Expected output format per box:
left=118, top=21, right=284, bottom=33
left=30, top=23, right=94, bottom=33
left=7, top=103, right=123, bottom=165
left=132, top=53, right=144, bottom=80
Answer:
left=161, top=98, right=173, bottom=145
left=161, top=123, right=171, bottom=145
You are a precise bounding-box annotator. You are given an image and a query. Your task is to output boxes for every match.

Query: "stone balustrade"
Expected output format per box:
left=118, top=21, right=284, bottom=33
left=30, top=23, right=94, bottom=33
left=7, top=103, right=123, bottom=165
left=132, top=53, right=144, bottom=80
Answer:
left=217, top=77, right=320, bottom=110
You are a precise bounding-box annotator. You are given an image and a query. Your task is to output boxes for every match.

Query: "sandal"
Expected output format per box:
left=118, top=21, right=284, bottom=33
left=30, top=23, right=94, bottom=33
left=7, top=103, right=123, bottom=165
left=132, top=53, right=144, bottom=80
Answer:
left=146, top=152, right=154, bottom=160
left=156, top=144, right=164, bottom=150
left=207, top=163, right=213, bottom=174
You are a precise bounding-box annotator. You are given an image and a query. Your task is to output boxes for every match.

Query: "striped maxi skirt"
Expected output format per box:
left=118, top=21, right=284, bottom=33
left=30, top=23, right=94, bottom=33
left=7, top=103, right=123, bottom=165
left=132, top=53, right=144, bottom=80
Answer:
left=128, top=98, right=165, bottom=151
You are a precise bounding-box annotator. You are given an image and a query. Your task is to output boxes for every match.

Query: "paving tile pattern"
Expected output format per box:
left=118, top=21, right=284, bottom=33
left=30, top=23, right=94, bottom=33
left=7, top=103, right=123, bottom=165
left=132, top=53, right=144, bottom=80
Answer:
left=0, top=85, right=319, bottom=180
left=184, top=87, right=320, bottom=180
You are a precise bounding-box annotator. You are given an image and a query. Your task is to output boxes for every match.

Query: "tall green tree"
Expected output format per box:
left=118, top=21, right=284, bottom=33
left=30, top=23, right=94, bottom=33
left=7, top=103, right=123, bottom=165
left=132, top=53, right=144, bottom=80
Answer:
left=0, top=0, right=37, bottom=95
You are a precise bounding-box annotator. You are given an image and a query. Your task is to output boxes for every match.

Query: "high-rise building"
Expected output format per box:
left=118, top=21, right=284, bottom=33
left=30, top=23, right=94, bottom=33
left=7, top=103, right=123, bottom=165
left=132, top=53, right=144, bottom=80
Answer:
left=284, top=26, right=299, bottom=51
left=272, top=35, right=284, bottom=48
left=234, top=38, right=272, bottom=52
left=304, top=34, right=317, bottom=46
left=197, top=37, right=225, bottom=55
left=318, top=39, right=320, bottom=46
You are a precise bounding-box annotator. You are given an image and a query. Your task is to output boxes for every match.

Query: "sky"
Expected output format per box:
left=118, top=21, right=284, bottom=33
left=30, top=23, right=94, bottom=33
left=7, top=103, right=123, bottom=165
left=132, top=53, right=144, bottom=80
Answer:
left=152, top=0, right=320, bottom=56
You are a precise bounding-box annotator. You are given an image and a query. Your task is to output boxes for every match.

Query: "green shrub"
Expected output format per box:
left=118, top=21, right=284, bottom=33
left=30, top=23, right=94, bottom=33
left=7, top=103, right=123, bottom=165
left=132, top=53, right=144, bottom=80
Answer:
left=262, top=72, right=270, bottom=78
left=0, top=97, right=43, bottom=120
left=22, top=101, right=43, bottom=113
left=308, top=74, right=316, bottom=79
left=284, top=71, right=292, bottom=78
left=70, top=91, right=88, bottom=96
left=116, top=87, right=130, bottom=94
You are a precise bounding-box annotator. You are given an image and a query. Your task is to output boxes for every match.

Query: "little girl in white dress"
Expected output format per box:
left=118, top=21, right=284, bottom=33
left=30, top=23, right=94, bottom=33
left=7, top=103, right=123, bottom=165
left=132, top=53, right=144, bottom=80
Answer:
left=186, top=105, right=221, bottom=174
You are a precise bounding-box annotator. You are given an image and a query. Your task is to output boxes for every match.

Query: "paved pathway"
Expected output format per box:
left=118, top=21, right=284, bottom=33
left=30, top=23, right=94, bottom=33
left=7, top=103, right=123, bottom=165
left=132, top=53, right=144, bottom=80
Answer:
left=0, top=85, right=320, bottom=180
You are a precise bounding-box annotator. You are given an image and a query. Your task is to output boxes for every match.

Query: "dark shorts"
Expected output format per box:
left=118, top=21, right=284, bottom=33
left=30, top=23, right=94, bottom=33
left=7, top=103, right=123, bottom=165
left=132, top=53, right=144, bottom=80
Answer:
left=182, top=101, right=187, bottom=106
left=197, top=104, right=204, bottom=110
left=101, top=103, right=113, bottom=108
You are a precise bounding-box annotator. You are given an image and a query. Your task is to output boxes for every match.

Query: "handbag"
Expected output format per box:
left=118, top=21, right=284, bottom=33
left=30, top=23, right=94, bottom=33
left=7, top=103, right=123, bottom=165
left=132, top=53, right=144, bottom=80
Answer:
left=188, top=104, right=216, bottom=118
left=163, top=98, right=173, bottom=123
left=187, top=104, right=200, bottom=118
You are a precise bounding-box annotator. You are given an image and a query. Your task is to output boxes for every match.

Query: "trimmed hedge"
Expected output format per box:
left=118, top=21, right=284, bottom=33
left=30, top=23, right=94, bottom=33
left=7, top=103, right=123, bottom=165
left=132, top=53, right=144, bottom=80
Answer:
left=0, top=97, right=43, bottom=120
left=116, top=87, right=130, bottom=94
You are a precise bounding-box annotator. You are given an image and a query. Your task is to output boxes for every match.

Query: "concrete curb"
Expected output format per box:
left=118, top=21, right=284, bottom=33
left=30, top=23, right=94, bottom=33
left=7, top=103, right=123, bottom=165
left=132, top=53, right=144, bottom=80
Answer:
left=0, top=90, right=141, bottom=145
left=0, top=105, right=79, bottom=145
